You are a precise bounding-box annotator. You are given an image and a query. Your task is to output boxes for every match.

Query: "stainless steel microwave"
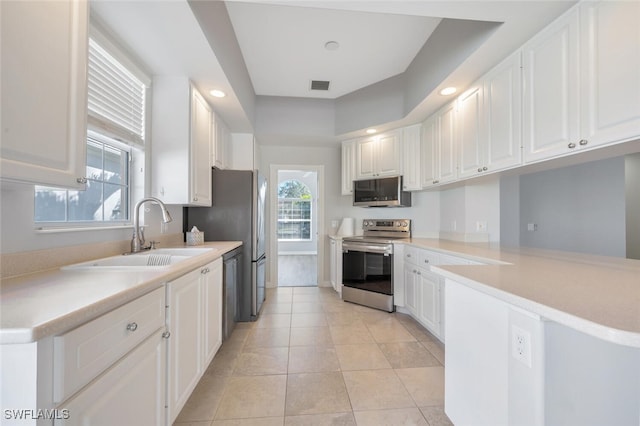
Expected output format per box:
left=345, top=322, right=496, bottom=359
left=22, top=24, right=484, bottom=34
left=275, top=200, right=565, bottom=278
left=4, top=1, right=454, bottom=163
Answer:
left=353, top=176, right=411, bottom=207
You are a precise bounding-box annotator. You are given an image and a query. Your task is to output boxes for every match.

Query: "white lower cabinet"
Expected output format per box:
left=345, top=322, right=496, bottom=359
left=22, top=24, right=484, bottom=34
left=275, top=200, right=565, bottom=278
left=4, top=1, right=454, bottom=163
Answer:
left=167, top=258, right=223, bottom=424
left=401, top=245, right=486, bottom=341
left=55, top=330, right=166, bottom=426
left=50, top=287, right=167, bottom=426
left=328, top=237, right=343, bottom=295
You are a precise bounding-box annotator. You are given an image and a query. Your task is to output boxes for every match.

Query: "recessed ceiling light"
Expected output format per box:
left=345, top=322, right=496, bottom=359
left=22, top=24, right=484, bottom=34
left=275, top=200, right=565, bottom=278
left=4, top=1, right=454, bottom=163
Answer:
left=440, top=87, right=457, bottom=96
left=324, top=41, right=340, bottom=51
left=366, top=129, right=377, bottom=134
left=209, top=89, right=226, bottom=98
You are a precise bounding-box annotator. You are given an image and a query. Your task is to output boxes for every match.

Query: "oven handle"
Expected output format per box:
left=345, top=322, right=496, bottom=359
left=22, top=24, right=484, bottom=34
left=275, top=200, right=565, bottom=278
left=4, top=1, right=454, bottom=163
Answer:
left=342, top=241, right=393, bottom=255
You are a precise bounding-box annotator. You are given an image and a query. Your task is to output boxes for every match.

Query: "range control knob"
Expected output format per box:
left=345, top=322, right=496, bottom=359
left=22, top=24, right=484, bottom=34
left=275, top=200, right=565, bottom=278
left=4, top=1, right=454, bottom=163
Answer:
left=394, top=221, right=401, bottom=227
left=402, top=221, right=408, bottom=227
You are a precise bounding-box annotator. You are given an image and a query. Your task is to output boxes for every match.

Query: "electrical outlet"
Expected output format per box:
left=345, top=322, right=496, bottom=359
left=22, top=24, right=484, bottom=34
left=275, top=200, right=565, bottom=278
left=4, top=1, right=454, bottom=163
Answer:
left=527, top=223, right=538, bottom=232
left=476, top=221, right=487, bottom=232
left=511, top=325, right=532, bottom=368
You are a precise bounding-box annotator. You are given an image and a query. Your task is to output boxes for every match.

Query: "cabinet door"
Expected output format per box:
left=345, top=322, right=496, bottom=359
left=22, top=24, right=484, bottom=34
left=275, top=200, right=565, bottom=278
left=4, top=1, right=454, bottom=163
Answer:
left=484, top=52, right=523, bottom=172
left=203, top=258, right=223, bottom=367
left=56, top=331, right=166, bottom=426
left=580, top=1, right=640, bottom=148
left=457, top=85, right=486, bottom=178
left=439, top=102, right=458, bottom=183
left=190, top=87, right=213, bottom=206
left=376, top=131, right=402, bottom=177
left=417, top=269, right=440, bottom=336
left=523, top=8, right=580, bottom=163
left=329, top=239, right=337, bottom=289
left=421, top=115, right=439, bottom=187
left=167, top=269, right=203, bottom=424
left=404, top=266, right=419, bottom=317
left=356, top=138, right=377, bottom=178
left=341, top=140, right=357, bottom=195
left=401, top=125, right=422, bottom=190
left=1, top=0, right=88, bottom=189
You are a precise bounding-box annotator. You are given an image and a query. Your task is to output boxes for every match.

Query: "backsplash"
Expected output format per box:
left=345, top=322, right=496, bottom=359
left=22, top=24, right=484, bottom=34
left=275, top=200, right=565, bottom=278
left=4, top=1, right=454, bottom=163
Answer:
left=0, top=233, right=183, bottom=279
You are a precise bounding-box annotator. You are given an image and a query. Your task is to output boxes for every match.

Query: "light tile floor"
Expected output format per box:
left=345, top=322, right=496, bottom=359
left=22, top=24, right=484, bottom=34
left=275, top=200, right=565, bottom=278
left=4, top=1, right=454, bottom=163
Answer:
left=174, top=286, right=452, bottom=426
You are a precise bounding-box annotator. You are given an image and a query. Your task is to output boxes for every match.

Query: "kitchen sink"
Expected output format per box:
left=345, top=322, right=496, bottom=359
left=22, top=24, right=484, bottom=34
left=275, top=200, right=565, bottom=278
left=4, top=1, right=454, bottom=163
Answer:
left=62, top=247, right=216, bottom=270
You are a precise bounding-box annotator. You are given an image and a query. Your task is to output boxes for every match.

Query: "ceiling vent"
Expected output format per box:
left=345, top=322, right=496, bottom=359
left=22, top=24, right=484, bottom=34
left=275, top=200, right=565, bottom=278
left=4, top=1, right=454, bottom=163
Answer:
left=310, top=80, right=330, bottom=91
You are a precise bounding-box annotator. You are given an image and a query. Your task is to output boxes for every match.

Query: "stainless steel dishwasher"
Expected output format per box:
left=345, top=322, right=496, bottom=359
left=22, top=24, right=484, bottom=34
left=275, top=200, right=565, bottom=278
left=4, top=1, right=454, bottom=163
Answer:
left=222, top=246, right=242, bottom=340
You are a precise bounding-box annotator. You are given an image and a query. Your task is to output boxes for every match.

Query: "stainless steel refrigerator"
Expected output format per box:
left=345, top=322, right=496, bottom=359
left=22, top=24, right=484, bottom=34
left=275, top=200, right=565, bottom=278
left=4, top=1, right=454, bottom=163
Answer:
left=184, top=168, right=267, bottom=321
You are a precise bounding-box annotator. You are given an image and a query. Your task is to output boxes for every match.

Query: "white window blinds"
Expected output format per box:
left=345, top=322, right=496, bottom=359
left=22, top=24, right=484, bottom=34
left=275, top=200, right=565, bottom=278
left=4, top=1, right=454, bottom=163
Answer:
left=87, top=38, right=146, bottom=147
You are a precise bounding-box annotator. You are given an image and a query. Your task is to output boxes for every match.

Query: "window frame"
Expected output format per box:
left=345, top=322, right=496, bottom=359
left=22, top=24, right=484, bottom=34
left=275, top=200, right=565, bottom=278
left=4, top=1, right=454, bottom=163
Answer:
left=34, top=25, right=149, bottom=230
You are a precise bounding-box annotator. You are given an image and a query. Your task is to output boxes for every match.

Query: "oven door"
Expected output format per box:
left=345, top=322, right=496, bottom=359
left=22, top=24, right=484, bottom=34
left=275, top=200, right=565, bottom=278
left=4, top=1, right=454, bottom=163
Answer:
left=342, top=242, right=393, bottom=295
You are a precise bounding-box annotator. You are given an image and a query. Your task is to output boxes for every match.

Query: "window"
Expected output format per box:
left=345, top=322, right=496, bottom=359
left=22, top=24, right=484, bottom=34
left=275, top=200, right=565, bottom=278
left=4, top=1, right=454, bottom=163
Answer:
left=277, top=180, right=312, bottom=241
left=35, top=31, right=148, bottom=226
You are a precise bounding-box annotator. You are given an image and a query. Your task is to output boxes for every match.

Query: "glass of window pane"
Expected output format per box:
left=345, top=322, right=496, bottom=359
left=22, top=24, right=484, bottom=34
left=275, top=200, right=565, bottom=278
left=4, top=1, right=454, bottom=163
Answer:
left=103, top=183, right=127, bottom=221
left=104, top=144, right=127, bottom=185
left=86, top=140, right=104, bottom=181
left=68, top=182, right=103, bottom=221
left=34, top=187, right=68, bottom=222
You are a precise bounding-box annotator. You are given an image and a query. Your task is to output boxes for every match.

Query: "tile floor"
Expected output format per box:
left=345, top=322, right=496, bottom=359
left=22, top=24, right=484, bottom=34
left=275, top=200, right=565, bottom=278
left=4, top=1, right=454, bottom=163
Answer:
left=174, top=286, right=452, bottom=426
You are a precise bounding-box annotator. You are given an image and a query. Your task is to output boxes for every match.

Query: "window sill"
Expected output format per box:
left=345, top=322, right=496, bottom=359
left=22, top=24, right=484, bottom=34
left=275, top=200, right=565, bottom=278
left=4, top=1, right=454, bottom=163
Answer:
left=35, top=224, right=135, bottom=234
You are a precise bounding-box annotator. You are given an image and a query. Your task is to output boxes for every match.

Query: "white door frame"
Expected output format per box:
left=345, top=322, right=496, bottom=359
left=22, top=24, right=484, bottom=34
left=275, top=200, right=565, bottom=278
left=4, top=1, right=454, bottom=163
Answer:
left=269, top=164, right=325, bottom=288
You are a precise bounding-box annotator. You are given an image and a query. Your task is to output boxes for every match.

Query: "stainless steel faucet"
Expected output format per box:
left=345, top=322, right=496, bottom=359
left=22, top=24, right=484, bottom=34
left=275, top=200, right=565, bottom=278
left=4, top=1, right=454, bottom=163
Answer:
left=131, top=197, right=173, bottom=253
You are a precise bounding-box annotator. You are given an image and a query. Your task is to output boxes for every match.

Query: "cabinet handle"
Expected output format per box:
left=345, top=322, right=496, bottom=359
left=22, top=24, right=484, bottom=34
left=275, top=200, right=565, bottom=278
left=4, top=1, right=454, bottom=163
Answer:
left=433, top=180, right=439, bottom=184
left=76, top=177, right=87, bottom=184
left=424, top=259, right=429, bottom=263
left=568, top=142, right=577, bottom=149
left=478, top=167, right=483, bottom=172
left=579, top=139, right=588, bottom=146
left=126, top=322, right=138, bottom=332
left=162, top=331, right=171, bottom=339
left=201, top=267, right=210, bottom=274
left=483, top=166, right=488, bottom=171
left=417, top=271, right=421, bottom=275
left=406, top=254, right=412, bottom=258
left=193, top=197, right=198, bottom=202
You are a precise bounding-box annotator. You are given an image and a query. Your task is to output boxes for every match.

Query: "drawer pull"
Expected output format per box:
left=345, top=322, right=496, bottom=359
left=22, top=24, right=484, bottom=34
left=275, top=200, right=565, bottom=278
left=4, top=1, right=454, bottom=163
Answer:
left=126, top=322, right=138, bottom=332
left=568, top=142, right=577, bottom=149
left=201, top=267, right=210, bottom=274
left=579, top=139, right=588, bottom=146
left=424, top=259, right=429, bottom=263
left=162, top=331, right=171, bottom=339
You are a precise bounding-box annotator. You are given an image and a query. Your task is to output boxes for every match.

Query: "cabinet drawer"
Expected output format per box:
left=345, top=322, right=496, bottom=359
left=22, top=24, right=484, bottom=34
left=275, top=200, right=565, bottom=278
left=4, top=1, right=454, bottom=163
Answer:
left=53, top=287, right=165, bottom=403
left=418, top=250, right=440, bottom=268
left=404, top=246, right=419, bottom=265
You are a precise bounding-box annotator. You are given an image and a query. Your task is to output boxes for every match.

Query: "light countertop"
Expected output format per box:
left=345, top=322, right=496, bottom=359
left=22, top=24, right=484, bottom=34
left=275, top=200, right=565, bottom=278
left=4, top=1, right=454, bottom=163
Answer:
left=0, top=241, right=242, bottom=344
left=403, top=238, right=640, bottom=348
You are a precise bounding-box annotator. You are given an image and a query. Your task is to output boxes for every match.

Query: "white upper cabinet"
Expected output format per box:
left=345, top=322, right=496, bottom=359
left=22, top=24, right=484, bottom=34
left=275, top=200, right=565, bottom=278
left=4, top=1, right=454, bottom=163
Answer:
left=401, top=124, right=423, bottom=191
left=523, top=7, right=581, bottom=163
left=459, top=52, right=523, bottom=179
left=420, top=114, right=439, bottom=188
left=152, top=77, right=212, bottom=206
left=439, top=102, right=458, bottom=183
left=579, top=1, right=640, bottom=147
left=355, top=130, right=402, bottom=179
left=421, top=101, right=458, bottom=187
left=0, top=0, right=88, bottom=189
left=457, top=85, right=486, bottom=178
left=341, top=139, right=357, bottom=195
left=523, top=1, right=639, bottom=163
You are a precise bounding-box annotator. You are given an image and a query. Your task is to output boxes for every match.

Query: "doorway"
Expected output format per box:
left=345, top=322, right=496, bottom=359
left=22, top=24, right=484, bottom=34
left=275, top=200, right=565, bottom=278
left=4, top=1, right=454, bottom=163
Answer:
left=269, top=165, right=324, bottom=288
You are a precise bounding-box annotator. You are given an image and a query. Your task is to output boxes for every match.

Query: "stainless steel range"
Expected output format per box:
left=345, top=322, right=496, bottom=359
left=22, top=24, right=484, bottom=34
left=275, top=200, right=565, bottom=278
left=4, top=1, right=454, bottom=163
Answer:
left=341, top=219, right=411, bottom=312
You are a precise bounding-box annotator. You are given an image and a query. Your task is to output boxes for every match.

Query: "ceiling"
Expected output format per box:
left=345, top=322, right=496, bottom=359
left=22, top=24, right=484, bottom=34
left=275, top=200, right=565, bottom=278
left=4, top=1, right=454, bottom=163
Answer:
left=91, top=0, right=577, bottom=146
